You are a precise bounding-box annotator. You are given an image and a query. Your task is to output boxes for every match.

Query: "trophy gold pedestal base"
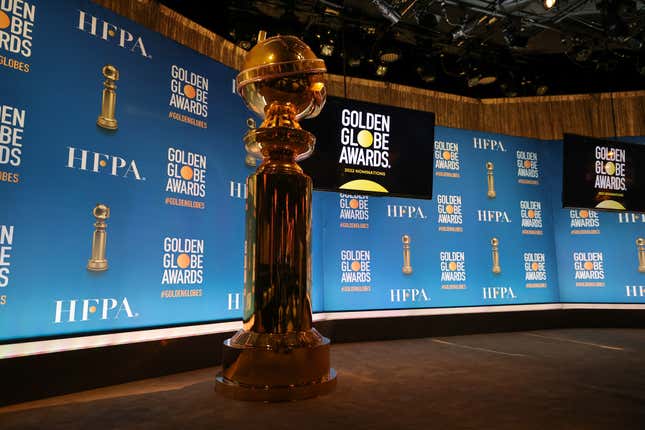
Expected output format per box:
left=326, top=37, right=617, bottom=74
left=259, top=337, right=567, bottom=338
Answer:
left=215, top=369, right=337, bottom=402
left=97, top=117, right=118, bottom=130
left=87, top=259, right=108, bottom=271
left=215, top=329, right=337, bottom=401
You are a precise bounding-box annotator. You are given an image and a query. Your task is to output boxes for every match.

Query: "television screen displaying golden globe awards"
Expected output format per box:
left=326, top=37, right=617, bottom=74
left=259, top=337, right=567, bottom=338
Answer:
left=300, top=96, right=435, bottom=199
left=562, top=134, right=645, bottom=212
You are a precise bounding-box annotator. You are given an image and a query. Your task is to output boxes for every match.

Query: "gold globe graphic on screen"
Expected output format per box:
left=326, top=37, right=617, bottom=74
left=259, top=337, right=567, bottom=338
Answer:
left=215, top=32, right=336, bottom=401
left=339, top=126, right=386, bottom=192
left=357, top=130, right=373, bottom=148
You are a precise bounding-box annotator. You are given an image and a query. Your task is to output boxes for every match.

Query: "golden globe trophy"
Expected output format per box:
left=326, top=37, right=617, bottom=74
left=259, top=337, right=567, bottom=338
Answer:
left=637, top=238, right=645, bottom=273
left=402, top=235, right=413, bottom=275
left=491, top=237, right=501, bottom=274
left=87, top=204, right=110, bottom=272
left=97, top=65, right=119, bottom=131
left=215, top=32, right=336, bottom=401
left=486, top=161, right=496, bottom=199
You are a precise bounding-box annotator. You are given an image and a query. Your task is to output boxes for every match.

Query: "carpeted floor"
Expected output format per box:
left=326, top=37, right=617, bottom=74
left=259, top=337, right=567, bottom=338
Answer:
left=1, top=328, right=644, bottom=429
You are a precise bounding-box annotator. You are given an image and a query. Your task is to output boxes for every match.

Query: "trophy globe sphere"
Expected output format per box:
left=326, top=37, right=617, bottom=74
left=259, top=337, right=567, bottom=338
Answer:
left=236, top=35, right=327, bottom=121
left=93, top=204, right=110, bottom=220
left=102, top=64, right=119, bottom=81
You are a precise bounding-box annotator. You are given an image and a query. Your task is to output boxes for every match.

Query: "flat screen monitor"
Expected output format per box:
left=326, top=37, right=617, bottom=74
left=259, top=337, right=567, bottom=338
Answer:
left=562, top=133, right=645, bottom=212
left=300, top=96, right=435, bottom=199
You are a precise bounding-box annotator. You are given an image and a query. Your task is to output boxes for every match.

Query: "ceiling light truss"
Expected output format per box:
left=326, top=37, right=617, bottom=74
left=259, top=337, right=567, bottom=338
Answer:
left=198, top=0, right=645, bottom=97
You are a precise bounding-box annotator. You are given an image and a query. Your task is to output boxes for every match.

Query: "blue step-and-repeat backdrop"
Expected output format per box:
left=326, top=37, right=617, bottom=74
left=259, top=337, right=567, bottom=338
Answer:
left=0, top=0, right=643, bottom=343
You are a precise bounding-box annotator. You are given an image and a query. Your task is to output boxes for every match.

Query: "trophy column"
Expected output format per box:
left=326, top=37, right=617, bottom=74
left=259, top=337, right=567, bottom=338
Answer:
left=486, top=162, right=496, bottom=199
left=491, top=237, right=501, bottom=274
left=215, top=34, right=336, bottom=401
left=97, top=65, right=119, bottom=131
left=87, top=204, right=110, bottom=272
left=637, top=238, right=645, bottom=273
left=402, top=235, right=413, bottom=275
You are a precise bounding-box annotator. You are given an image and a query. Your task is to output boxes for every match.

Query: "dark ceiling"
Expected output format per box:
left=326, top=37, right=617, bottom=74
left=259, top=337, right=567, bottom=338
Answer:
left=159, top=0, right=645, bottom=98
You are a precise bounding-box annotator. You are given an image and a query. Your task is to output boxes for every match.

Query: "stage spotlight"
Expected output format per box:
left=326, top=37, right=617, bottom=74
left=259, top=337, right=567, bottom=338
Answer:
left=467, top=76, right=480, bottom=88
left=379, top=48, right=401, bottom=63
left=479, top=75, right=497, bottom=85
left=375, top=63, right=388, bottom=77
left=377, top=41, right=401, bottom=63
left=416, top=62, right=437, bottom=83
left=477, top=64, right=498, bottom=85
left=467, top=74, right=496, bottom=87
left=320, top=42, right=335, bottom=57
left=465, top=62, right=497, bottom=87
left=361, top=24, right=377, bottom=36
left=543, top=0, right=557, bottom=9
left=465, top=64, right=481, bottom=87
left=536, top=85, right=549, bottom=96
left=375, top=35, right=402, bottom=63
left=316, top=28, right=336, bottom=57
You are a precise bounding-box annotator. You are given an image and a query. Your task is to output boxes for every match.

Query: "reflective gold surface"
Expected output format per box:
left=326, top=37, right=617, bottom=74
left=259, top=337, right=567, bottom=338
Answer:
left=87, top=204, right=109, bottom=272
left=637, top=238, right=645, bottom=273
left=216, top=34, right=335, bottom=401
left=236, top=35, right=326, bottom=123
left=244, top=118, right=259, bottom=167
left=97, top=65, right=119, bottom=130
left=402, top=235, right=412, bottom=275
left=491, top=237, right=501, bottom=274
left=486, top=161, right=496, bottom=199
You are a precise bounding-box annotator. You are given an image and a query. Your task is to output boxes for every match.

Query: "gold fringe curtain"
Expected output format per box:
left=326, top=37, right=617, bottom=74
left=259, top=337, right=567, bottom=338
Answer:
left=479, top=92, right=645, bottom=139
left=326, top=75, right=481, bottom=131
left=94, top=0, right=645, bottom=140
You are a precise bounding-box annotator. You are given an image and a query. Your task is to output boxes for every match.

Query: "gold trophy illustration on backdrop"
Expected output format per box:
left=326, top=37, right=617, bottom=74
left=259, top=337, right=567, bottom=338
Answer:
left=244, top=118, right=258, bottom=167
left=637, top=238, right=645, bottom=273
left=214, top=32, right=336, bottom=401
left=87, top=204, right=110, bottom=271
left=486, top=161, right=496, bottom=199
left=491, top=237, right=501, bottom=274
left=97, top=65, right=119, bottom=130
left=402, top=235, right=413, bottom=275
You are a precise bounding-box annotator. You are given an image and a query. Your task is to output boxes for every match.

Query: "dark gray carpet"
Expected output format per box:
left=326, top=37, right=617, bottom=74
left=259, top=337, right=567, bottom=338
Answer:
left=1, top=328, right=644, bottom=429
